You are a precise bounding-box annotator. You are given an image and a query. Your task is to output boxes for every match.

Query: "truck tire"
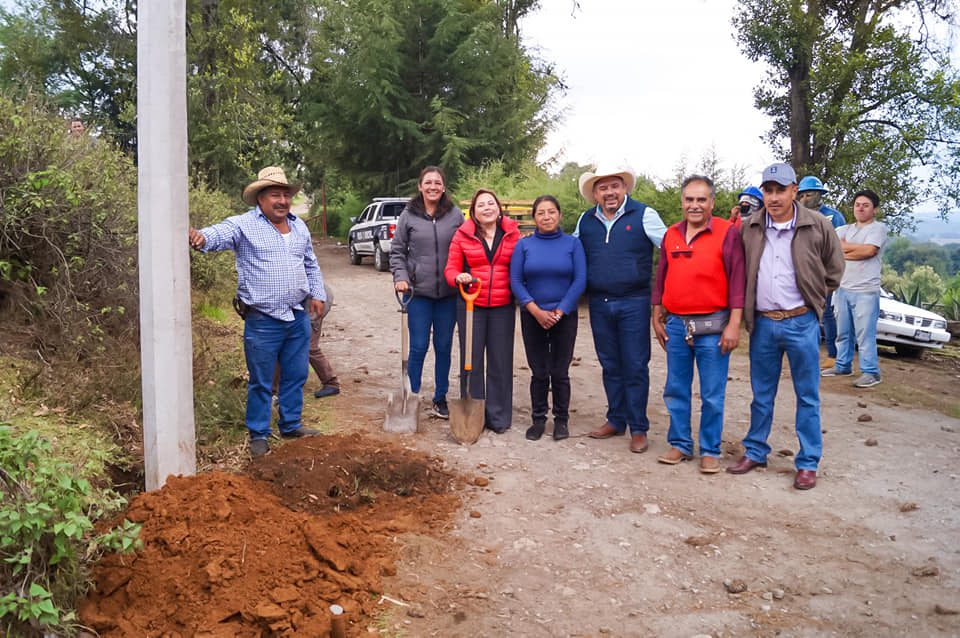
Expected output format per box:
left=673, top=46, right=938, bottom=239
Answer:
left=349, top=242, right=362, bottom=265
left=374, top=244, right=389, bottom=272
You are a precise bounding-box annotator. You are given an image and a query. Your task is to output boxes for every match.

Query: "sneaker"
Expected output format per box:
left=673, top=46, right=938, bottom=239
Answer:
left=821, top=367, right=853, bottom=377
left=281, top=427, right=322, bottom=439
left=250, top=439, right=269, bottom=458
left=853, top=373, right=882, bottom=388
left=431, top=399, right=449, bottom=419
left=314, top=385, right=340, bottom=399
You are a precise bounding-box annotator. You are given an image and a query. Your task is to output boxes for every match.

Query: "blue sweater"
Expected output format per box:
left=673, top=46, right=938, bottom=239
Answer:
left=510, top=230, right=587, bottom=314
left=576, top=197, right=655, bottom=297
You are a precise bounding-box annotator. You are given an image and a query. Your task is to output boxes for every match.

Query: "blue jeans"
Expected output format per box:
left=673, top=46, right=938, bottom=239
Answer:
left=746, top=311, right=822, bottom=471
left=406, top=295, right=456, bottom=401
left=663, top=315, right=730, bottom=457
left=822, top=291, right=837, bottom=358
left=588, top=295, right=651, bottom=434
left=835, top=289, right=880, bottom=375
left=244, top=309, right=311, bottom=440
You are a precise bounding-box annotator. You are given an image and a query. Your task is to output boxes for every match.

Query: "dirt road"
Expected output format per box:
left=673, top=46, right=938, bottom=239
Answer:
left=311, top=238, right=960, bottom=637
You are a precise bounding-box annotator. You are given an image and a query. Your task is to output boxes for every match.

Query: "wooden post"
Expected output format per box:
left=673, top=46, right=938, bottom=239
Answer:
left=137, top=0, right=196, bottom=490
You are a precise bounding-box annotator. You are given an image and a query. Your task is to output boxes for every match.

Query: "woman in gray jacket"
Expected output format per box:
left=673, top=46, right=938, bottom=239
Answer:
left=390, top=166, right=464, bottom=418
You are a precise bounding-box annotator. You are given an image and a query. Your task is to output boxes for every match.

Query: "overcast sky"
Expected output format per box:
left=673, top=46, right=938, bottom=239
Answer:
left=521, top=0, right=775, bottom=185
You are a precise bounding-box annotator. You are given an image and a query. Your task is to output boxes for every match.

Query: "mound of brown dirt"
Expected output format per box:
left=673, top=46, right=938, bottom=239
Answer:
left=80, top=435, right=460, bottom=637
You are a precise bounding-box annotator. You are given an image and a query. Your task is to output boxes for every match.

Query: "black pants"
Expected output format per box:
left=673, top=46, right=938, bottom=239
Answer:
left=457, top=303, right=515, bottom=431
left=519, top=310, right=578, bottom=425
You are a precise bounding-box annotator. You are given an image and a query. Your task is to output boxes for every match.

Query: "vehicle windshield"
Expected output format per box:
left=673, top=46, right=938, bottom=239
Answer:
left=381, top=203, right=405, bottom=219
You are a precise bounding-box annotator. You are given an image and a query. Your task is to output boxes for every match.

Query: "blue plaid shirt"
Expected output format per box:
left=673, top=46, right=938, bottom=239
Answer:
left=199, top=207, right=326, bottom=321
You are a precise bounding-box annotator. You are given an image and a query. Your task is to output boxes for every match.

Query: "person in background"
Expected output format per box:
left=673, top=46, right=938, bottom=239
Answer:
left=652, top=175, right=745, bottom=474
left=574, top=166, right=667, bottom=454
left=68, top=118, right=85, bottom=138
left=390, top=166, right=464, bottom=419
left=798, top=175, right=846, bottom=361
left=510, top=195, right=587, bottom=441
left=446, top=189, right=521, bottom=433
left=309, top=282, right=340, bottom=398
left=822, top=189, right=887, bottom=388
left=728, top=185, right=764, bottom=226
left=272, top=281, right=339, bottom=398
left=727, top=162, right=843, bottom=490
left=188, top=166, right=325, bottom=458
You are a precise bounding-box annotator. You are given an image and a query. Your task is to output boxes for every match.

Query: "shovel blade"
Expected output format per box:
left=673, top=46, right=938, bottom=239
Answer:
left=449, top=397, right=485, bottom=444
left=384, top=391, right=419, bottom=433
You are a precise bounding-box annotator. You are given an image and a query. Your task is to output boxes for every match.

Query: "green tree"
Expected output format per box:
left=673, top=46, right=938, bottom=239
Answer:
left=733, top=0, right=960, bottom=231
left=882, top=236, right=952, bottom=276
left=300, top=0, right=558, bottom=196
left=0, top=0, right=137, bottom=149
left=185, top=0, right=312, bottom=193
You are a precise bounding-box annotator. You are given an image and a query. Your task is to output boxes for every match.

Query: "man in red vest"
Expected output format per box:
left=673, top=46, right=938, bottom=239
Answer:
left=651, top=175, right=746, bottom=474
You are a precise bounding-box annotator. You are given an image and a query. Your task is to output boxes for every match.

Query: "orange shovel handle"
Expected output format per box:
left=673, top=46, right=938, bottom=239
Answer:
left=458, top=278, right=481, bottom=311
left=458, top=278, right=481, bottom=373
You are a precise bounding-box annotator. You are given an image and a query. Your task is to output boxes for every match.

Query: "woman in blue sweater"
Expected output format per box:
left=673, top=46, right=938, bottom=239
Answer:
left=510, top=195, right=587, bottom=441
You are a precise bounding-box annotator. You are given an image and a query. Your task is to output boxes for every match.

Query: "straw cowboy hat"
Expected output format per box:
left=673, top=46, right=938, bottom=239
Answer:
left=578, top=165, right=637, bottom=204
left=242, top=166, right=302, bottom=206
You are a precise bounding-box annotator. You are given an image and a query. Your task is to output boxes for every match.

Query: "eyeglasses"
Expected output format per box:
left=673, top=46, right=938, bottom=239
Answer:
left=670, top=249, right=693, bottom=259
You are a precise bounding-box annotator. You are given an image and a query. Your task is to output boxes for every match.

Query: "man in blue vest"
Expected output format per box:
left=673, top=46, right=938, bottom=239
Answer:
left=798, top=175, right=845, bottom=361
left=575, top=166, right=667, bottom=453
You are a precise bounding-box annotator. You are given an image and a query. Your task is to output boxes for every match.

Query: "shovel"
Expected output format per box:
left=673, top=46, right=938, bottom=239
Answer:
left=450, top=278, right=485, bottom=444
left=384, top=290, right=420, bottom=433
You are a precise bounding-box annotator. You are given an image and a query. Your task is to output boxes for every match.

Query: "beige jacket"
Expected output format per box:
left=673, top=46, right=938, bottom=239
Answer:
left=741, top=203, right=844, bottom=332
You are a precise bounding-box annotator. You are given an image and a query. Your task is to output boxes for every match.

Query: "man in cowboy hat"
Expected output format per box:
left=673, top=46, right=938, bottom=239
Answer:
left=189, top=166, right=327, bottom=457
left=574, top=165, right=666, bottom=453
left=727, top=162, right=843, bottom=490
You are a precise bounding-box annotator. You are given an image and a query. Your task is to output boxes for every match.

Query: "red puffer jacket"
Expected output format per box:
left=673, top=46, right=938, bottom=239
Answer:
left=444, top=216, right=520, bottom=308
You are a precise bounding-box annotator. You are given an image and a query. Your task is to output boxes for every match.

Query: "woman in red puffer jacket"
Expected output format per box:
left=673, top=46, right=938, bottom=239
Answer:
left=445, top=189, right=520, bottom=433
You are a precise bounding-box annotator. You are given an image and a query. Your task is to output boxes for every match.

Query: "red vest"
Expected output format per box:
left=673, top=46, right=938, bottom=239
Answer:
left=661, top=217, right=732, bottom=315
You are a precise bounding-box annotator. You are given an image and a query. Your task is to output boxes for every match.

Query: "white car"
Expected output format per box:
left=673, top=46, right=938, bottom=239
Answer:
left=346, top=197, right=409, bottom=272
left=877, top=289, right=951, bottom=356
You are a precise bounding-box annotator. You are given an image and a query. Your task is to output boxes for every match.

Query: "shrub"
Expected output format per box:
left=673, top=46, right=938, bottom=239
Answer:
left=188, top=181, right=241, bottom=297
left=0, top=93, right=139, bottom=363
left=0, top=426, right=140, bottom=637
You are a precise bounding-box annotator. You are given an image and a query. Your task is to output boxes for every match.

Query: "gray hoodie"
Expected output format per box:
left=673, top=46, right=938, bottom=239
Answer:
left=390, top=200, right=464, bottom=299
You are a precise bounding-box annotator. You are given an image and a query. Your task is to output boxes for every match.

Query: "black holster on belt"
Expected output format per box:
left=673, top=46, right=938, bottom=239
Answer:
left=232, top=296, right=250, bottom=319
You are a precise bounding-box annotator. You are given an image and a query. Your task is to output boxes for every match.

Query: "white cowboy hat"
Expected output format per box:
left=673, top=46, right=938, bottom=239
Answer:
left=242, top=166, right=302, bottom=206
left=578, top=165, right=637, bottom=203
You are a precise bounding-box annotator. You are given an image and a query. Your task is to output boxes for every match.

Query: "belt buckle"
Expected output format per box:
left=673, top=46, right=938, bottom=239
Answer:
left=771, top=310, right=786, bottom=320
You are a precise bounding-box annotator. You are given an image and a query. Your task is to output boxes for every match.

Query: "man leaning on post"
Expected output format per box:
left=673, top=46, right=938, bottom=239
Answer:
left=188, top=166, right=326, bottom=458
left=727, top=163, right=844, bottom=490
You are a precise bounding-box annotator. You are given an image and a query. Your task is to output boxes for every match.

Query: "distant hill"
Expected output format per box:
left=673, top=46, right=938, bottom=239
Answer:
left=906, top=212, right=960, bottom=244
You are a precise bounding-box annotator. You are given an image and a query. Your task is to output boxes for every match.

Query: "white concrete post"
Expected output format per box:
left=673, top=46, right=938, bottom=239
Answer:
left=137, top=0, right=196, bottom=490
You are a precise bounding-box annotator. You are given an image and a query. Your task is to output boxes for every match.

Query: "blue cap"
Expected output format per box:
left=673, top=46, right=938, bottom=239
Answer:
left=761, top=163, right=797, bottom=186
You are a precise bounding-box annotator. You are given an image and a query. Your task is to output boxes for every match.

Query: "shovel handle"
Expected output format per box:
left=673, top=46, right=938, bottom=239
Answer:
left=395, top=289, right=413, bottom=311
left=459, top=279, right=480, bottom=373
left=458, top=278, right=481, bottom=310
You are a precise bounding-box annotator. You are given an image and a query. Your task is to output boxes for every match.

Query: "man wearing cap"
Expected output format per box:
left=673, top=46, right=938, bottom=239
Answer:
left=574, top=166, right=667, bottom=453
left=728, top=162, right=843, bottom=490
left=189, top=166, right=326, bottom=457
left=798, top=175, right=845, bottom=360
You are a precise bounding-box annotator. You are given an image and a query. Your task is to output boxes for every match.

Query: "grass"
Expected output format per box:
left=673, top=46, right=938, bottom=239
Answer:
left=0, top=356, right=128, bottom=481
left=196, top=302, right=230, bottom=322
